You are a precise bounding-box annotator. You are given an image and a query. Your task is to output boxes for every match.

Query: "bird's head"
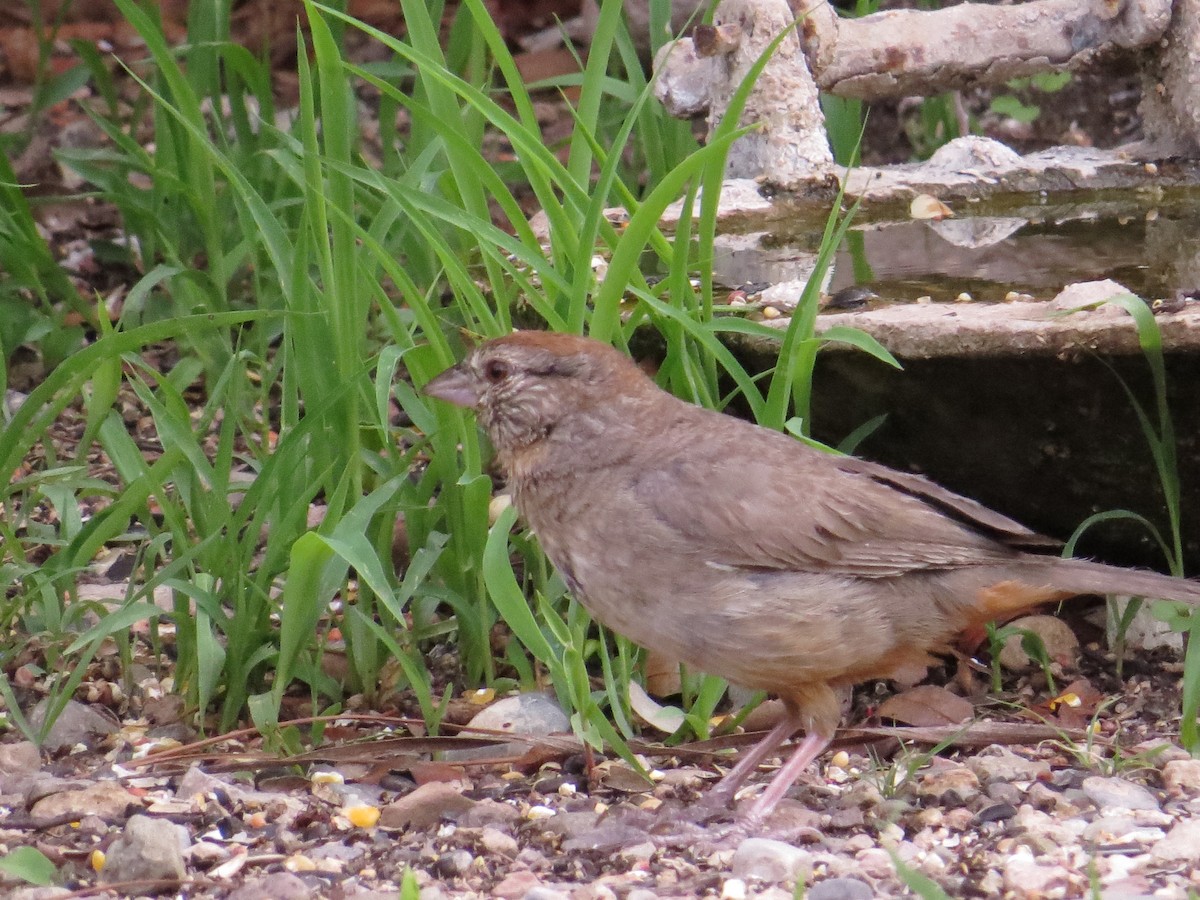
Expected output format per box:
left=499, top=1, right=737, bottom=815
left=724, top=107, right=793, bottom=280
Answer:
left=422, top=331, right=651, bottom=455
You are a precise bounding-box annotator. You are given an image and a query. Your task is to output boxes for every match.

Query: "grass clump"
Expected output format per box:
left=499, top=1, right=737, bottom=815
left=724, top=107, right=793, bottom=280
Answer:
left=0, top=0, right=893, bottom=751
left=3, top=0, right=1192, bottom=776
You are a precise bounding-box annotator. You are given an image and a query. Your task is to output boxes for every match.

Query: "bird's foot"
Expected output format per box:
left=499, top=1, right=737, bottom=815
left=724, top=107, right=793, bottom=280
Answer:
left=629, top=792, right=824, bottom=854
left=649, top=815, right=751, bottom=852
left=648, top=796, right=801, bottom=849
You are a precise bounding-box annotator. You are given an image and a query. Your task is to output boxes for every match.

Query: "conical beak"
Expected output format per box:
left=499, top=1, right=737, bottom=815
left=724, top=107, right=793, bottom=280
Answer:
left=422, top=364, right=479, bottom=409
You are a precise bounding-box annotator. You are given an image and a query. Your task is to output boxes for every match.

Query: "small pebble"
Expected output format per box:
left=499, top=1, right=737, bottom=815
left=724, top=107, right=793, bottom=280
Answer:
left=943, top=807, right=976, bottom=831
left=731, top=837, right=812, bottom=883
left=1151, top=819, right=1200, bottom=862
left=914, top=808, right=943, bottom=828
left=1163, top=759, right=1200, bottom=796
left=480, top=826, right=518, bottom=856
left=1081, top=776, right=1160, bottom=812
left=843, top=833, right=874, bottom=853
left=876, top=822, right=904, bottom=843
left=855, top=848, right=893, bottom=879
left=975, top=803, right=1018, bottom=824
left=434, top=849, right=473, bottom=878
left=828, top=806, right=864, bottom=829
left=1003, top=852, right=1068, bottom=897
left=966, top=747, right=1051, bottom=783
left=806, top=877, right=874, bottom=900
left=987, top=782, right=1022, bottom=805
left=916, top=765, right=980, bottom=803
left=524, top=888, right=569, bottom=900
left=620, top=841, right=656, bottom=863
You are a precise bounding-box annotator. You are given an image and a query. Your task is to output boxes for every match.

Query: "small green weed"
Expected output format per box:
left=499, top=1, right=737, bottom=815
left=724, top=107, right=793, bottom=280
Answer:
left=864, top=728, right=963, bottom=800
left=1061, top=294, right=1197, bottom=750
left=1032, top=696, right=1167, bottom=777
left=984, top=622, right=1057, bottom=694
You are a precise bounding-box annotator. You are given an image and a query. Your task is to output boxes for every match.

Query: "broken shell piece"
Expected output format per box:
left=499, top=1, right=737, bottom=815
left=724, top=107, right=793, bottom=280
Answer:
left=284, top=854, right=318, bottom=872
left=911, top=193, right=955, bottom=220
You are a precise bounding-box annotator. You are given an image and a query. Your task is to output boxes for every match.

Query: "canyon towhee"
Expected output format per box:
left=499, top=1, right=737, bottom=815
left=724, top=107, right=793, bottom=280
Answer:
left=424, top=330, right=1200, bottom=821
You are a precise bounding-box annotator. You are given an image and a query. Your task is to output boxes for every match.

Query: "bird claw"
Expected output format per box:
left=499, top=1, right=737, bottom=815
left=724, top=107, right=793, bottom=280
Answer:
left=643, top=789, right=822, bottom=851
left=647, top=814, right=752, bottom=851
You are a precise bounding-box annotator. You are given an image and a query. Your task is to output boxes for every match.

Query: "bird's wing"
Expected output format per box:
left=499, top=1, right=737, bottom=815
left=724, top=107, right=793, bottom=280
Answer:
left=631, top=414, right=1058, bottom=579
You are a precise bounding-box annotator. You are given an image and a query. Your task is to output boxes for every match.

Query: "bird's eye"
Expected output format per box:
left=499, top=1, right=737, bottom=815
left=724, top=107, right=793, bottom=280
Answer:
left=484, top=359, right=510, bottom=383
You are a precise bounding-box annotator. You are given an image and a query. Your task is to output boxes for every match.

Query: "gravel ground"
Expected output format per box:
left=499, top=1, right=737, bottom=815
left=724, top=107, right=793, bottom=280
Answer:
left=5, top=637, right=1200, bottom=900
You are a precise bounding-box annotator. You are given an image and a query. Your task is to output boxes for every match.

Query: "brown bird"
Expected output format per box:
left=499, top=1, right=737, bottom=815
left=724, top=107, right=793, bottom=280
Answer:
left=424, top=330, right=1200, bottom=822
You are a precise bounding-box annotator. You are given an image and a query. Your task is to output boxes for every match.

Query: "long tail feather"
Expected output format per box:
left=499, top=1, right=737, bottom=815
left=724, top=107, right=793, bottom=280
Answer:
left=1049, top=558, right=1200, bottom=604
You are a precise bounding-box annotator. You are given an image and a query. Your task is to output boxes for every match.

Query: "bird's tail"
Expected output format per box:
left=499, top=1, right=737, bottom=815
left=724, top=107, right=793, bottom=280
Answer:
left=1048, top=558, right=1200, bottom=604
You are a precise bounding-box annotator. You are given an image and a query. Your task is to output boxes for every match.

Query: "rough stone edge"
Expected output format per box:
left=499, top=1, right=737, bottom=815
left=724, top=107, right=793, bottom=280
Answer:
left=737, top=299, right=1200, bottom=360
left=660, top=146, right=1200, bottom=230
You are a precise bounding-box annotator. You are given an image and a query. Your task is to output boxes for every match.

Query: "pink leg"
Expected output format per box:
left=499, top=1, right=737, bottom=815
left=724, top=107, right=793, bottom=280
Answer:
left=744, top=730, right=832, bottom=823
left=708, top=711, right=803, bottom=804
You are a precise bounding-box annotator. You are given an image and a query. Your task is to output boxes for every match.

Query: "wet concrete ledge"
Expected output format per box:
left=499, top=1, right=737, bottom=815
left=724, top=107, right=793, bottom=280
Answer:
left=755, top=295, right=1200, bottom=360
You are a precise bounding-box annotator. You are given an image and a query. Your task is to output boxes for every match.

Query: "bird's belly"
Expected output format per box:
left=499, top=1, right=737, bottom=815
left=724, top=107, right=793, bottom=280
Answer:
left=557, top=558, right=912, bottom=693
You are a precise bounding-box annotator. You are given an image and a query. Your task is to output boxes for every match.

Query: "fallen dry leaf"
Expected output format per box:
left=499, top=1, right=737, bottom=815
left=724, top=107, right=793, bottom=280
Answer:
left=593, top=759, right=652, bottom=793
left=408, top=760, right=471, bottom=786
left=877, top=684, right=974, bottom=727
